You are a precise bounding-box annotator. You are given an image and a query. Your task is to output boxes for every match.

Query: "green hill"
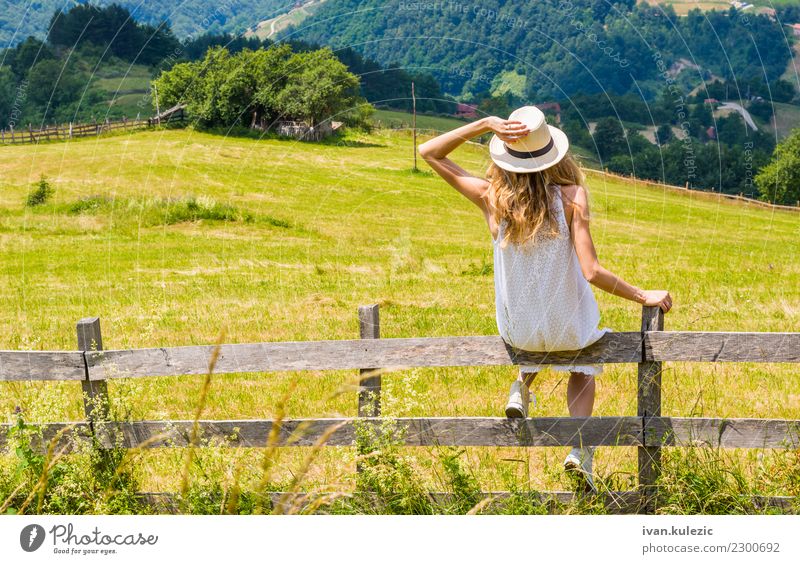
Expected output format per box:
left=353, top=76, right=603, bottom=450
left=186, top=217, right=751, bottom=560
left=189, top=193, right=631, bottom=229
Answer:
left=0, top=1, right=287, bottom=46
left=0, top=127, right=797, bottom=499
left=279, top=0, right=793, bottom=101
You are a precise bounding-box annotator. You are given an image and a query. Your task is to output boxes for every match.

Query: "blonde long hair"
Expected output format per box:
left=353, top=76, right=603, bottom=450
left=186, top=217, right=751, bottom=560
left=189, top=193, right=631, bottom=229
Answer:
left=486, top=152, right=586, bottom=249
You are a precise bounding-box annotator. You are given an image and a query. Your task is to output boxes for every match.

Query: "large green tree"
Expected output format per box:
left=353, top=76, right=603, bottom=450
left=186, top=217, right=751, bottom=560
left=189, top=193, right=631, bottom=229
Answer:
left=593, top=117, right=627, bottom=162
left=755, top=130, right=800, bottom=205
left=273, top=48, right=361, bottom=126
left=0, top=66, right=17, bottom=125
left=153, top=44, right=368, bottom=129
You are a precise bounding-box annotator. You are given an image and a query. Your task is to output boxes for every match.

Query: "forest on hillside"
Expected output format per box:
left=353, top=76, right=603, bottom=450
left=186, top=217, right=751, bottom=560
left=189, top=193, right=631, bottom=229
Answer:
left=274, top=0, right=800, bottom=202
left=279, top=0, right=795, bottom=102
left=0, top=0, right=286, bottom=46
left=0, top=4, right=451, bottom=127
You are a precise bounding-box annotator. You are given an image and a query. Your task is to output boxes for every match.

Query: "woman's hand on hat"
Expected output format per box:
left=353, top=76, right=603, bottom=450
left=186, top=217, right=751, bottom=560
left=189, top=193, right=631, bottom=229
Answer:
left=486, top=117, right=530, bottom=143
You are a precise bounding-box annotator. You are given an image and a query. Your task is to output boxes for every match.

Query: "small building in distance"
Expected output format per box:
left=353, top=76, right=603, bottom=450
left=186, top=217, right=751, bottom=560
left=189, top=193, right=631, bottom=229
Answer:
left=536, top=102, right=562, bottom=124
left=455, top=103, right=478, bottom=119
left=273, top=120, right=343, bottom=141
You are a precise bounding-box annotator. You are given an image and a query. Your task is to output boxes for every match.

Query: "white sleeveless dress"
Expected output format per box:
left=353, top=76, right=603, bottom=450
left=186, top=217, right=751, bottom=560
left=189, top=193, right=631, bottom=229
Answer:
left=492, top=183, right=611, bottom=375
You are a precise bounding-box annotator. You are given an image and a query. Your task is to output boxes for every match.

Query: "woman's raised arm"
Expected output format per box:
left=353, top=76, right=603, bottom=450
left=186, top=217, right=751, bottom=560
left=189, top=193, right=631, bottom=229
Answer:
left=418, top=116, right=529, bottom=213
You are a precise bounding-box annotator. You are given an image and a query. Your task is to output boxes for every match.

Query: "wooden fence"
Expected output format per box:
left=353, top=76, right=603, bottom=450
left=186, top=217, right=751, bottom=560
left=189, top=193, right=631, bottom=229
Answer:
left=0, top=107, right=186, bottom=146
left=582, top=166, right=800, bottom=212
left=1, top=305, right=799, bottom=514
left=391, top=121, right=799, bottom=212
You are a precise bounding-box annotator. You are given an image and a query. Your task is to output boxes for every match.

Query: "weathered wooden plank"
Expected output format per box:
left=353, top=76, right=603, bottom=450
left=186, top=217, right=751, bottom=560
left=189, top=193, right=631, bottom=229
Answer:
left=646, top=332, right=800, bottom=362
left=646, top=417, right=800, bottom=448
left=0, top=350, right=86, bottom=381
left=0, top=417, right=643, bottom=450
left=6, top=330, right=799, bottom=382
left=9, top=417, right=797, bottom=452
left=85, top=332, right=643, bottom=380
left=0, top=421, right=94, bottom=451
left=638, top=306, right=664, bottom=514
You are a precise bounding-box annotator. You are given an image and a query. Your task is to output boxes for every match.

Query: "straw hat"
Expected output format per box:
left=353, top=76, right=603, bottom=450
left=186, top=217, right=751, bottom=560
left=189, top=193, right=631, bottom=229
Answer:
left=489, top=106, right=569, bottom=173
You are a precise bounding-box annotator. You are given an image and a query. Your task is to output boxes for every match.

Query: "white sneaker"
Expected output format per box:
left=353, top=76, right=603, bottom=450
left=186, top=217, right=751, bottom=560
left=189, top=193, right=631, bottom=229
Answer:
left=504, top=381, right=534, bottom=418
left=564, top=446, right=596, bottom=492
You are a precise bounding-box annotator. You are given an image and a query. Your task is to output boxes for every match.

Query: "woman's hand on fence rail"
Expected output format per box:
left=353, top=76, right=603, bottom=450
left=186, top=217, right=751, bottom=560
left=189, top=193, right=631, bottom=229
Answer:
left=638, top=289, right=672, bottom=313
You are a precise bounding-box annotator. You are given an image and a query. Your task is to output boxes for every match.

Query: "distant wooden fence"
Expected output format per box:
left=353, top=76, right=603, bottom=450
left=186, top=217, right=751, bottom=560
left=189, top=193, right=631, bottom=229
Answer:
left=583, top=167, right=800, bottom=212
left=1, top=305, right=799, bottom=514
left=0, top=105, right=186, bottom=146
left=400, top=122, right=799, bottom=212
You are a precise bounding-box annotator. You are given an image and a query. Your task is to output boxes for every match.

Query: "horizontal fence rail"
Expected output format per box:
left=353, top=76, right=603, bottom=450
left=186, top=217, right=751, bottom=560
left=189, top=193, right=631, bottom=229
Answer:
left=82, top=331, right=800, bottom=380
left=0, top=350, right=86, bottom=380
left=1, top=306, right=798, bottom=514
left=82, top=332, right=644, bottom=380
left=3, top=332, right=798, bottom=383
left=0, top=416, right=644, bottom=450
left=645, top=332, right=800, bottom=362
left=2, top=417, right=797, bottom=451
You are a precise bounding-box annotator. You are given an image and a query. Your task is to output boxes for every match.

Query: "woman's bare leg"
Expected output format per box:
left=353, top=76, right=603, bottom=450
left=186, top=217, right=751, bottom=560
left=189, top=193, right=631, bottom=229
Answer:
left=567, top=372, right=595, bottom=417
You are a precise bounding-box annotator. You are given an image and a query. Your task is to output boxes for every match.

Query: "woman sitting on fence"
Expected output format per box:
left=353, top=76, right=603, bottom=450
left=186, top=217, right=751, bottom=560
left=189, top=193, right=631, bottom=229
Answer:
left=418, top=106, right=672, bottom=490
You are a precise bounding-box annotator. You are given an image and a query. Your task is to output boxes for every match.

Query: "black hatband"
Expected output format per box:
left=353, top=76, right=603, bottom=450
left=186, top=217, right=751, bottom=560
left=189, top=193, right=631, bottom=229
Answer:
left=504, top=137, right=554, bottom=159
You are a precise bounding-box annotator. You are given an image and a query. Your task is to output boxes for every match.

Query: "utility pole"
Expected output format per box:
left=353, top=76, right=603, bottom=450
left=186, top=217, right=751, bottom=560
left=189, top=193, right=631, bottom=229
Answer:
left=412, top=81, right=417, bottom=171
left=153, top=84, right=160, bottom=124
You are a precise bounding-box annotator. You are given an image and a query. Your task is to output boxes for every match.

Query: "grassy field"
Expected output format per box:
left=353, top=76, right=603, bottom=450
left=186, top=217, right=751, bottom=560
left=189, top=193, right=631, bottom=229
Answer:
left=773, top=101, right=800, bottom=139
left=641, top=0, right=800, bottom=15
left=90, top=63, right=153, bottom=119
left=0, top=125, right=798, bottom=510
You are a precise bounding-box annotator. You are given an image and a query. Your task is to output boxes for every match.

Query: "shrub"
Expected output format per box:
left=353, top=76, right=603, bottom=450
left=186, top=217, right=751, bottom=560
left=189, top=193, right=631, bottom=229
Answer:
left=438, top=447, right=482, bottom=513
left=67, top=194, right=114, bottom=214
left=139, top=195, right=254, bottom=226
left=25, top=176, right=54, bottom=207
left=346, top=415, right=435, bottom=514
left=656, top=447, right=765, bottom=515
left=1, top=411, right=143, bottom=515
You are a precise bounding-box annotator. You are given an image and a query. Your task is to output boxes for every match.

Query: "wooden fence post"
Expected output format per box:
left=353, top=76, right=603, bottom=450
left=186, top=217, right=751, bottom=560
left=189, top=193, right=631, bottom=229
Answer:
left=358, top=304, right=381, bottom=418
left=638, top=305, right=664, bottom=513
left=77, top=317, right=110, bottom=436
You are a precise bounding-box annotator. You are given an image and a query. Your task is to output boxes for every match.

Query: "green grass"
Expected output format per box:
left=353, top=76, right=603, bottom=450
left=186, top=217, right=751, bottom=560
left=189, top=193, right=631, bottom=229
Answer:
left=772, top=101, right=800, bottom=139
left=90, top=64, right=153, bottom=119
left=641, top=0, right=800, bottom=14
left=94, top=70, right=152, bottom=95
left=0, top=125, right=798, bottom=511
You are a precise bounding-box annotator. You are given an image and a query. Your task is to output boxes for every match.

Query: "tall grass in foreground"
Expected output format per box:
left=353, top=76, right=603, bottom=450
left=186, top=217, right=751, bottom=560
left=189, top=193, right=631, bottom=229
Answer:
left=3, top=365, right=798, bottom=515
